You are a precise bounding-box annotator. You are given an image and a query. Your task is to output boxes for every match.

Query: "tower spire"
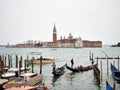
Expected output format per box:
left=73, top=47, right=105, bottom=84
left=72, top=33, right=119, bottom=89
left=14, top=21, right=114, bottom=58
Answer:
left=53, top=23, right=56, bottom=32
left=53, top=23, right=57, bottom=43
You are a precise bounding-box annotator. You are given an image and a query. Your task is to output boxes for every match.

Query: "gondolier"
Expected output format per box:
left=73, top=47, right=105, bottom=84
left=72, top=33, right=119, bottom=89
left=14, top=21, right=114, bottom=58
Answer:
left=52, top=64, right=66, bottom=76
left=52, top=62, right=56, bottom=72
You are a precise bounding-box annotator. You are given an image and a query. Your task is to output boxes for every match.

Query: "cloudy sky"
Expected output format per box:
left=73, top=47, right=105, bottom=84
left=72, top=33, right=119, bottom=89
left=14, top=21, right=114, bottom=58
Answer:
left=0, top=0, right=120, bottom=45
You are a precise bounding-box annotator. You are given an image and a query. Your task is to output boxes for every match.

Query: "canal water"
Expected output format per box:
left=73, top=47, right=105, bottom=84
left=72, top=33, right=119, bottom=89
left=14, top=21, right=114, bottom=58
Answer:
left=0, top=46, right=120, bottom=90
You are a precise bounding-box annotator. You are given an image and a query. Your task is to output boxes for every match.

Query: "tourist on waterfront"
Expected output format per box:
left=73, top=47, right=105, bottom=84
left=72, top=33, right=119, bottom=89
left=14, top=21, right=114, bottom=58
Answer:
left=71, top=58, right=74, bottom=68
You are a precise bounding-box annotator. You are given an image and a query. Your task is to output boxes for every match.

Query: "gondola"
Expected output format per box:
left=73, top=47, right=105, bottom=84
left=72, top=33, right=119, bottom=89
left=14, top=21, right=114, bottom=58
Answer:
left=66, top=64, right=94, bottom=72
left=93, top=64, right=100, bottom=84
left=111, top=63, right=120, bottom=82
left=106, top=80, right=114, bottom=90
left=52, top=64, right=66, bottom=76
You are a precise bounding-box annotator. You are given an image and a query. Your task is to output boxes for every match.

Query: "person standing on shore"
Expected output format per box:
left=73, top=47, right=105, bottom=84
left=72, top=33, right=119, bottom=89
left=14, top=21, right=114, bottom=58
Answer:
left=71, top=58, right=74, bottom=68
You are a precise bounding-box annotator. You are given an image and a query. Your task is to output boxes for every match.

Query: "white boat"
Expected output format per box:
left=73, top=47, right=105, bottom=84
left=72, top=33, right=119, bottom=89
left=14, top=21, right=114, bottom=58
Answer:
left=26, top=52, right=55, bottom=64
left=3, top=73, right=42, bottom=89
left=0, top=79, right=8, bottom=86
left=29, top=52, right=41, bottom=55
left=20, top=73, right=42, bottom=85
left=1, top=67, right=30, bottom=78
left=27, top=57, right=55, bottom=64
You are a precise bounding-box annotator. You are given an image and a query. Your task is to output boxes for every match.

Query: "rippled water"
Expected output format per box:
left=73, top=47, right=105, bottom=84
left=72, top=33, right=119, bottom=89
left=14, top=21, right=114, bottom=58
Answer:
left=0, top=47, right=120, bottom=90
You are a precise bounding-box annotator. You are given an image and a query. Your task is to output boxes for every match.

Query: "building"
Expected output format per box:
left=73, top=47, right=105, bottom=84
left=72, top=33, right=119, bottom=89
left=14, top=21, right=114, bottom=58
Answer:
left=14, top=40, right=38, bottom=48
left=83, top=40, right=102, bottom=47
left=43, top=24, right=102, bottom=48
left=14, top=44, right=35, bottom=48
left=14, top=24, right=102, bottom=48
left=43, top=24, right=83, bottom=48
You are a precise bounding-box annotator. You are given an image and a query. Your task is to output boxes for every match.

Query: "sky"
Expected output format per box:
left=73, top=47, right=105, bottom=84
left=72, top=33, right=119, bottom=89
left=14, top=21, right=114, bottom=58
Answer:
left=0, top=0, right=120, bottom=45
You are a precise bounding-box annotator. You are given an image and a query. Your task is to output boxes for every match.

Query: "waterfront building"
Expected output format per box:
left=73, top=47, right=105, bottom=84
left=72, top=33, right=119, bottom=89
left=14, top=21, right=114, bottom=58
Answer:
left=44, top=24, right=86, bottom=48
left=83, top=40, right=102, bottom=47
left=14, top=24, right=102, bottom=48
left=43, top=24, right=102, bottom=48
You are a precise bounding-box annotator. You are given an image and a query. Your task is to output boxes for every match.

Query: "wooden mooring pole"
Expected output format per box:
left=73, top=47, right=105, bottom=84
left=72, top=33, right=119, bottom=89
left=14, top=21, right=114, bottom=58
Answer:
left=92, top=53, right=93, bottom=61
left=97, top=56, right=98, bottom=65
left=27, top=55, right=29, bottom=67
left=100, top=60, right=102, bottom=83
left=40, top=56, right=42, bottom=74
left=113, top=60, right=115, bottom=66
left=31, top=58, right=34, bottom=73
left=16, top=55, right=18, bottom=68
left=10, top=56, right=12, bottom=68
left=20, top=56, right=22, bottom=68
left=1, top=60, right=4, bottom=73
left=2, top=55, right=4, bottom=61
left=8, top=57, right=10, bottom=69
left=0, top=56, right=4, bottom=74
left=0, top=56, right=2, bottom=73
left=5, top=56, right=6, bottom=68
left=19, top=60, right=21, bottom=75
left=107, top=57, right=109, bottom=76
left=91, top=53, right=94, bottom=65
left=24, top=60, right=26, bottom=73
left=118, top=56, right=119, bottom=70
left=89, top=51, right=91, bottom=60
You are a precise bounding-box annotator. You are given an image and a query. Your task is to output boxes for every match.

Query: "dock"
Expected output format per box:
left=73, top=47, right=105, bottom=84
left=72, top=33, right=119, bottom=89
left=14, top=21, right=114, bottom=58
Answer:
left=90, top=51, right=120, bottom=90
left=2, top=55, right=43, bottom=89
left=23, top=74, right=42, bottom=86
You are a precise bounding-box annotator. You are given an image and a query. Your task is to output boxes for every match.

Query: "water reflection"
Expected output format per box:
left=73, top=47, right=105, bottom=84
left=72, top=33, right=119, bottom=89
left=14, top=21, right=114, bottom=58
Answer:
left=65, top=72, right=77, bottom=85
left=52, top=76, right=60, bottom=87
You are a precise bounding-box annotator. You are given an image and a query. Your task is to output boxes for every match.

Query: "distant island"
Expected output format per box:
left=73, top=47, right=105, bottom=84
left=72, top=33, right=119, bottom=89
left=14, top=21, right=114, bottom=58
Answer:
left=111, top=42, right=120, bottom=47
left=13, top=24, right=102, bottom=48
left=0, top=24, right=102, bottom=48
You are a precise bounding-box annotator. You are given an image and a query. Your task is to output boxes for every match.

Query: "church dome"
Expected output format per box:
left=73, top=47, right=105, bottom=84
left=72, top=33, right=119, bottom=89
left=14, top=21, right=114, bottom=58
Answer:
left=68, top=33, right=73, bottom=39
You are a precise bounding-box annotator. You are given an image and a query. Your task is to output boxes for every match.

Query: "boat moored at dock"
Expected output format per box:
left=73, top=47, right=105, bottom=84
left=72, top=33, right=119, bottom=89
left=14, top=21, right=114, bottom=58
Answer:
left=111, top=63, right=120, bottom=82
left=27, top=57, right=55, bottom=64
left=1, top=67, right=30, bottom=79
left=0, top=79, right=8, bottom=89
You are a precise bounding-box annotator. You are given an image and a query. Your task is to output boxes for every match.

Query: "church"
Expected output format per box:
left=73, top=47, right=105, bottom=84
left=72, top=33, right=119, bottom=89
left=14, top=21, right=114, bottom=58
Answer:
left=43, top=24, right=102, bottom=48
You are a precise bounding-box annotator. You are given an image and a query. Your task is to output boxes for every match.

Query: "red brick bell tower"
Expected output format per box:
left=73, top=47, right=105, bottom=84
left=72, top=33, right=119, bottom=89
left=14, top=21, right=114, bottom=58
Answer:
left=53, top=24, right=57, bottom=43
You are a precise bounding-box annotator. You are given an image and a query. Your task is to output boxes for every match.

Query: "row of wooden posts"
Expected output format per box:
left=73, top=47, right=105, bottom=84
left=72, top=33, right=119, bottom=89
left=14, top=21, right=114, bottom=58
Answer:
left=0, top=55, right=42, bottom=74
left=0, top=55, right=21, bottom=69
left=90, top=51, right=120, bottom=87
left=90, top=51, right=120, bottom=75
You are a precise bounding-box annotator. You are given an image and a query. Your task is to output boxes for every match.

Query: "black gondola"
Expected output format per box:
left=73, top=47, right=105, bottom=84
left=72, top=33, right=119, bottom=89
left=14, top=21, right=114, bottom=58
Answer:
left=66, top=64, right=94, bottom=72
left=52, top=64, right=66, bottom=76
left=111, top=63, right=120, bottom=82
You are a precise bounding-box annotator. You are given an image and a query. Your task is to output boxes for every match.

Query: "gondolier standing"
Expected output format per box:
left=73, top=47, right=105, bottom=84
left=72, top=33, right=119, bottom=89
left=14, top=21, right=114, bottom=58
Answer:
left=52, top=62, right=56, bottom=72
left=71, top=58, right=74, bottom=68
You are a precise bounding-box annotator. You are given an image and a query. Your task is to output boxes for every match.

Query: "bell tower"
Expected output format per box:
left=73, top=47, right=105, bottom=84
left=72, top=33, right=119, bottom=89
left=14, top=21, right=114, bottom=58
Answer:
left=53, top=24, right=57, bottom=43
